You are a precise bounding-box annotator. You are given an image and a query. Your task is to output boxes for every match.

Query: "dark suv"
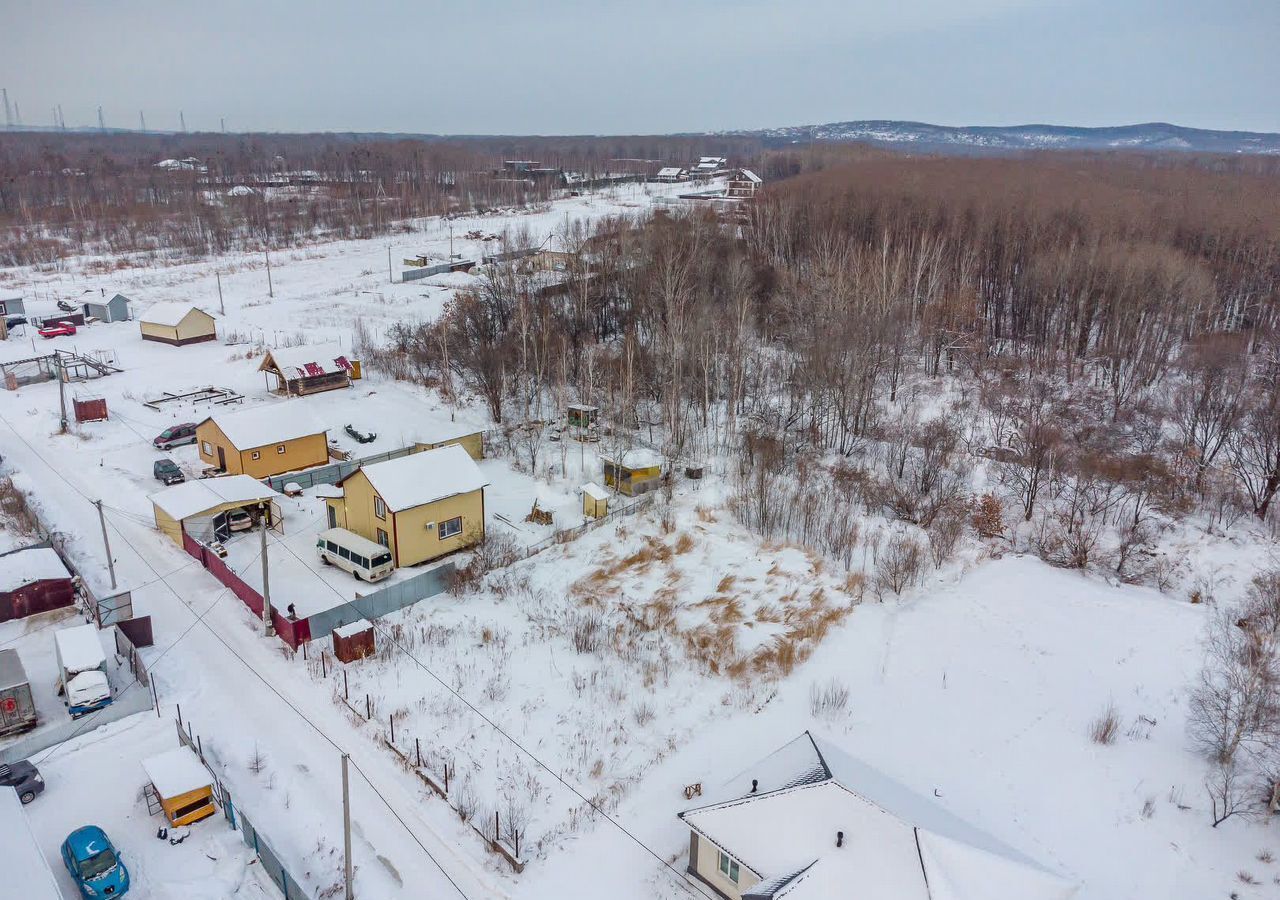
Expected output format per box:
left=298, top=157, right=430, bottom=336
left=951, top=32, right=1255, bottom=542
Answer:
left=153, top=422, right=197, bottom=450
left=153, top=458, right=185, bottom=485
left=0, top=759, right=45, bottom=804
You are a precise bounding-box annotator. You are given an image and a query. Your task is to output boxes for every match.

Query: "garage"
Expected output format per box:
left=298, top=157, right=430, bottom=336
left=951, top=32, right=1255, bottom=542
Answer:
left=149, top=476, right=283, bottom=547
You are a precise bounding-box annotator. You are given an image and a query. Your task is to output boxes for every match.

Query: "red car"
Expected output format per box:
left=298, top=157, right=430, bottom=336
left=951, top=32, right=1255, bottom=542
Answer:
left=37, top=321, right=77, bottom=338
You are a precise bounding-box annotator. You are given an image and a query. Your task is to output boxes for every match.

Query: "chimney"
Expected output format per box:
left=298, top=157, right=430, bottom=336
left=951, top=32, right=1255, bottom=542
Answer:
left=750, top=779, right=758, bottom=793
left=836, top=831, right=844, bottom=848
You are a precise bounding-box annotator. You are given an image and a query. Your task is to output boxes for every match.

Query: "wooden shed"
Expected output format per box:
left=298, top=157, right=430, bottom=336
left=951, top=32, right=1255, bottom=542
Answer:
left=332, top=619, right=375, bottom=663
left=602, top=449, right=663, bottom=497
left=258, top=343, right=359, bottom=396
left=139, top=302, right=217, bottom=346
left=142, top=747, right=217, bottom=827
left=581, top=482, right=609, bottom=519
left=412, top=425, right=486, bottom=461
left=0, top=547, right=74, bottom=624
left=567, top=404, right=599, bottom=428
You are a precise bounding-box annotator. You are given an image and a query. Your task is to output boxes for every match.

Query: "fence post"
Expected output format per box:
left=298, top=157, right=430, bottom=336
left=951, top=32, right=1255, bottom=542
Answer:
left=197, top=734, right=203, bottom=761
left=321, top=653, right=327, bottom=679
left=344, top=670, right=349, bottom=700
left=365, top=694, right=371, bottom=720
left=495, top=810, right=500, bottom=843
left=177, top=703, right=183, bottom=730
left=415, top=738, right=421, bottom=768
left=443, top=761, right=449, bottom=793
left=152, top=681, right=159, bottom=716
left=389, top=713, right=395, bottom=745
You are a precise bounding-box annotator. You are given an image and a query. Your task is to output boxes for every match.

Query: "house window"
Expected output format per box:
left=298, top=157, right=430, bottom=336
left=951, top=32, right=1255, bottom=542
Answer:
left=718, top=851, right=740, bottom=883
left=376, top=528, right=389, bottom=548
left=276, top=444, right=286, bottom=454
left=374, top=496, right=386, bottom=520
left=201, top=440, right=212, bottom=455
left=251, top=451, right=261, bottom=460
left=439, top=516, right=463, bottom=539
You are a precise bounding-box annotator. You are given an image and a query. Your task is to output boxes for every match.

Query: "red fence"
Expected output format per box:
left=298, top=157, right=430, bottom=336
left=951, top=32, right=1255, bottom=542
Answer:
left=182, top=533, right=310, bottom=648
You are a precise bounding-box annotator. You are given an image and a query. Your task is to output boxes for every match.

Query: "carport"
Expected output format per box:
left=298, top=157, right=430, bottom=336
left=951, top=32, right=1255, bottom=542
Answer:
left=149, top=476, right=283, bottom=547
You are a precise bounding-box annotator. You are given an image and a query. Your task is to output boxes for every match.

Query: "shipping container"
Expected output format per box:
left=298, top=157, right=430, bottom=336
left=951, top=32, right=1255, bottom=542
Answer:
left=0, top=649, right=37, bottom=737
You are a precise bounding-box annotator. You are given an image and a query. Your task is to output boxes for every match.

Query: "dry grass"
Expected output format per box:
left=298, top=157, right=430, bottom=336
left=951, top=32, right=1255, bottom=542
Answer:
left=1090, top=703, right=1121, bottom=745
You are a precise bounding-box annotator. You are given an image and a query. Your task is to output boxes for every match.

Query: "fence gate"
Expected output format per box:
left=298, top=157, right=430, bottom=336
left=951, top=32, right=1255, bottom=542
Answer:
left=95, top=590, right=133, bottom=626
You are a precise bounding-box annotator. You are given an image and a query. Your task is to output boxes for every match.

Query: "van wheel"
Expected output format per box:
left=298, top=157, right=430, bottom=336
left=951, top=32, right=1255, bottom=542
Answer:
left=353, top=571, right=362, bottom=582
left=320, top=555, right=331, bottom=566
left=19, top=791, right=35, bottom=804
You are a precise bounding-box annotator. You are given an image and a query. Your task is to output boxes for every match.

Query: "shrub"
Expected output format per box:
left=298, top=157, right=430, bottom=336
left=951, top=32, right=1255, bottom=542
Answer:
left=809, top=678, right=851, bottom=719
left=1090, top=703, right=1120, bottom=745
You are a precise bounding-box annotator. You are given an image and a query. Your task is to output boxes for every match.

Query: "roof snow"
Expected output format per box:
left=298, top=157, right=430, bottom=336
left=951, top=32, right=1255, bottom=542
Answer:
left=602, top=448, right=663, bottom=470
left=262, top=343, right=353, bottom=380
left=657, top=167, right=685, bottom=177
left=140, top=301, right=209, bottom=327
left=0, top=789, right=63, bottom=900
left=735, top=168, right=762, bottom=183
left=0, top=547, right=70, bottom=592
left=680, top=732, right=1076, bottom=900
left=142, top=748, right=212, bottom=799
left=203, top=401, right=328, bottom=450
left=54, top=624, right=106, bottom=674
left=150, top=475, right=281, bottom=522
left=353, top=444, right=488, bottom=512
left=333, top=618, right=372, bottom=638
left=581, top=482, right=609, bottom=501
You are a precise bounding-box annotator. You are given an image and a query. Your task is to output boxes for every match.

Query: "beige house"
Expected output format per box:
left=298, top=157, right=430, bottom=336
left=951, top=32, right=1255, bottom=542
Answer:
left=412, top=424, right=485, bottom=461
left=139, top=302, right=217, bottom=345
left=150, top=475, right=281, bottom=546
left=679, top=732, right=1076, bottom=900
left=324, top=444, right=487, bottom=567
left=196, top=402, right=329, bottom=478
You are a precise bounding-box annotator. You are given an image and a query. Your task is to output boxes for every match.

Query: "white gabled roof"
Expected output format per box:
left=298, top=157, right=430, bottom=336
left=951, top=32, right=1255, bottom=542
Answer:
left=657, top=167, right=685, bottom=177
left=203, top=401, right=327, bottom=450
left=581, top=482, right=609, bottom=501
left=140, top=301, right=211, bottom=327
left=54, top=624, right=106, bottom=673
left=262, top=343, right=354, bottom=380
left=0, top=789, right=62, bottom=900
left=602, top=447, right=663, bottom=470
left=735, top=168, right=762, bottom=183
left=142, top=747, right=211, bottom=799
left=680, top=733, right=1076, bottom=900
left=150, top=475, right=281, bottom=522
left=354, top=444, right=487, bottom=512
left=0, top=547, right=70, bottom=592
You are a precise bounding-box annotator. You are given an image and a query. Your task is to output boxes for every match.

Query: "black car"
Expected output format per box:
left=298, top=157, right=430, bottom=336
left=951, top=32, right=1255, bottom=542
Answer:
left=4, top=315, right=25, bottom=330
left=153, top=458, right=185, bottom=485
left=0, top=759, right=45, bottom=804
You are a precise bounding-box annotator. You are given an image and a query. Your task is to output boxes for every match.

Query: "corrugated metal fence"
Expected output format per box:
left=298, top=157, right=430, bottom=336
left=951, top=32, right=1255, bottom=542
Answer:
left=264, top=444, right=418, bottom=493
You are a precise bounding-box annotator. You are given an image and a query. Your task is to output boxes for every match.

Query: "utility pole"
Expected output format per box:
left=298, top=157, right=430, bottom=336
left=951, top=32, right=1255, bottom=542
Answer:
left=95, top=500, right=117, bottom=590
left=264, top=250, right=274, bottom=298
left=55, top=353, right=68, bottom=433
left=220, top=117, right=226, bottom=133
left=215, top=271, right=225, bottom=315
left=342, top=753, right=354, bottom=900
left=259, top=503, right=273, bottom=636
left=179, top=110, right=186, bottom=133
left=58, top=105, right=65, bottom=130
left=139, top=110, right=146, bottom=133
left=387, top=246, right=392, bottom=284
left=97, top=107, right=105, bottom=132
left=2, top=89, right=10, bottom=129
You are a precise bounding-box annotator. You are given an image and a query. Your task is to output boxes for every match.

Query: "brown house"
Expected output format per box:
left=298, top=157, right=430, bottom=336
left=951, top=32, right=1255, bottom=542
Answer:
left=0, top=547, right=74, bottom=623
left=258, top=343, right=360, bottom=396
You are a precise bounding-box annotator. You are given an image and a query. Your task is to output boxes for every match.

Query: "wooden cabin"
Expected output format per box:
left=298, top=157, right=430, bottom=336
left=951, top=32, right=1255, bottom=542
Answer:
left=567, top=404, right=599, bottom=428
left=139, top=303, right=217, bottom=345
left=601, top=449, right=663, bottom=496
left=258, top=344, right=359, bottom=396
left=196, top=402, right=329, bottom=478
left=142, top=747, right=217, bottom=827
left=412, top=425, right=485, bottom=460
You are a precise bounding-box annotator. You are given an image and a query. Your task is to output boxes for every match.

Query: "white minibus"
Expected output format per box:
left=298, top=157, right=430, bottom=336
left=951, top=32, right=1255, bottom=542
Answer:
left=316, top=527, right=395, bottom=582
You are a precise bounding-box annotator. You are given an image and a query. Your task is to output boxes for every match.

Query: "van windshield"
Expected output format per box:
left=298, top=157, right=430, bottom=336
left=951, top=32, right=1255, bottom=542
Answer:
left=371, top=553, right=392, bottom=567
left=78, top=848, right=118, bottom=880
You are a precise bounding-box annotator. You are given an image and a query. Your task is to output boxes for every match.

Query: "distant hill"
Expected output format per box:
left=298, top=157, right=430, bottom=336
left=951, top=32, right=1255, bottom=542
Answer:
left=719, top=121, right=1280, bottom=155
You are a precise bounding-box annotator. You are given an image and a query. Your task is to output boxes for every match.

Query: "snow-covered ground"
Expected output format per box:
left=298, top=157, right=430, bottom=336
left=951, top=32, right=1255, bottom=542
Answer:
left=0, top=181, right=1277, bottom=900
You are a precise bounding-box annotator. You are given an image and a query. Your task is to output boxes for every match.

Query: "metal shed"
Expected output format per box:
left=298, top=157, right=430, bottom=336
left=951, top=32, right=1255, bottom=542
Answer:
left=83, top=293, right=131, bottom=323
left=0, top=546, right=75, bottom=623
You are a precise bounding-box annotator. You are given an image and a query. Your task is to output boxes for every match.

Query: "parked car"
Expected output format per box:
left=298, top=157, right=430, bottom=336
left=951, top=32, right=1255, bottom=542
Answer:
left=0, top=759, right=44, bottom=804
left=37, top=321, right=77, bottom=338
left=61, top=826, right=130, bottom=898
left=4, top=315, right=26, bottom=330
left=152, top=422, right=197, bottom=450
left=227, top=509, right=254, bottom=533
left=152, top=458, right=185, bottom=485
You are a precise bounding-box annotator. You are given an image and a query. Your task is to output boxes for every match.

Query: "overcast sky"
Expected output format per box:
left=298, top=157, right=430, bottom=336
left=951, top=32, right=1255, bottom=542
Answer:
left=5, top=0, right=1277, bottom=135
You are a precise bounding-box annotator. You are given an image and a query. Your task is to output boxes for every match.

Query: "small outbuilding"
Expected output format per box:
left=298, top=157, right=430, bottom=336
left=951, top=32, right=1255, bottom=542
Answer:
left=655, top=167, right=689, bottom=183
left=325, top=444, right=487, bottom=567
left=150, top=475, right=282, bottom=546
left=412, top=424, right=486, bottom=461
left=581, top=482, right=609, bottom=519
left=142, top=747, right=217, bottom=827
left=139, top=302, right=217, bottom=346
left=0, top=546, right=74, bottom=624
left=602, top=449, right=663, bottom=496
left=567, top=403, right=599, bottom=429
left=0, top=294, right=24, bottom=317
left=332, top=619, right=375, bottom=663
left=83, top=293, right=131, bottom=323
left=258, top=343, right=360, bottom=396
left=196, top=401, right=329, bottom=478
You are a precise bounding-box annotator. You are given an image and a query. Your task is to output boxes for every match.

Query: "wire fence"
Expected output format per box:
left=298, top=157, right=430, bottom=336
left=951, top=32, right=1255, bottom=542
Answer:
left=518, top=492, right=655, bottom=560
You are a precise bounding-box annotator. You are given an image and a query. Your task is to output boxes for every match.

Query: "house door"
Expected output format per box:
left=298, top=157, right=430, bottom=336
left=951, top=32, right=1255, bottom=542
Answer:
left=327, top=505, right=337, bottom=529
left=217, top=446, right=226, bottom=470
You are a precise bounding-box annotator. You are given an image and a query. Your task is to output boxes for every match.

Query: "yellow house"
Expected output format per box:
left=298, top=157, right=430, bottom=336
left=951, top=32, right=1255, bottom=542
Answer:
left=601, top=448, right=663, bottom=496
left=411, top=424, right=485, bottom=461
left=139, top=302, right=217, bottom=346
left=324, top=444, right=487, bottom=567
left=581, top=482, right=608, bottom=519
left=142, top=747, right=217, bottom=828
left=149, top=476, right=282, bottom=546
left=196, top=402, right=329, bottom=478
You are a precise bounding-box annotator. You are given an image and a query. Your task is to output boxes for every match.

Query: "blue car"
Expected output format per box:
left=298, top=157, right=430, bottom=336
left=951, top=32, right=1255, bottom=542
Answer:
left=60, top=826, right=130, bottom=897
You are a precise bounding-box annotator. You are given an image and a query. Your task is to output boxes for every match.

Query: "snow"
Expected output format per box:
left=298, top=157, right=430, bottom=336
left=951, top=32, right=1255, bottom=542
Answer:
left=0, top=789, right=62, bottom=900
left=602, top=447, right=663, bottom=469
left=581, top=482, right=609, bottom=502
left=141, top=746, right=212, bottom=799
left=54, top=623, right=106, bottom=674
left=149, top=475, right=280, bottom=522
left=333, top=618, right=372, bottom=639
left=262, top=342, right=352, bottom=379
left=139, top=300, right=208, bottom=327
left=66, top=669, right=109, bottom=705
left=0, top=546, right=69, bottom=592
left=355, top=443, right=487, bottom=512
left=203, top=399, right=327, bottom=449
left=0, top=647, right=29, bottom=691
